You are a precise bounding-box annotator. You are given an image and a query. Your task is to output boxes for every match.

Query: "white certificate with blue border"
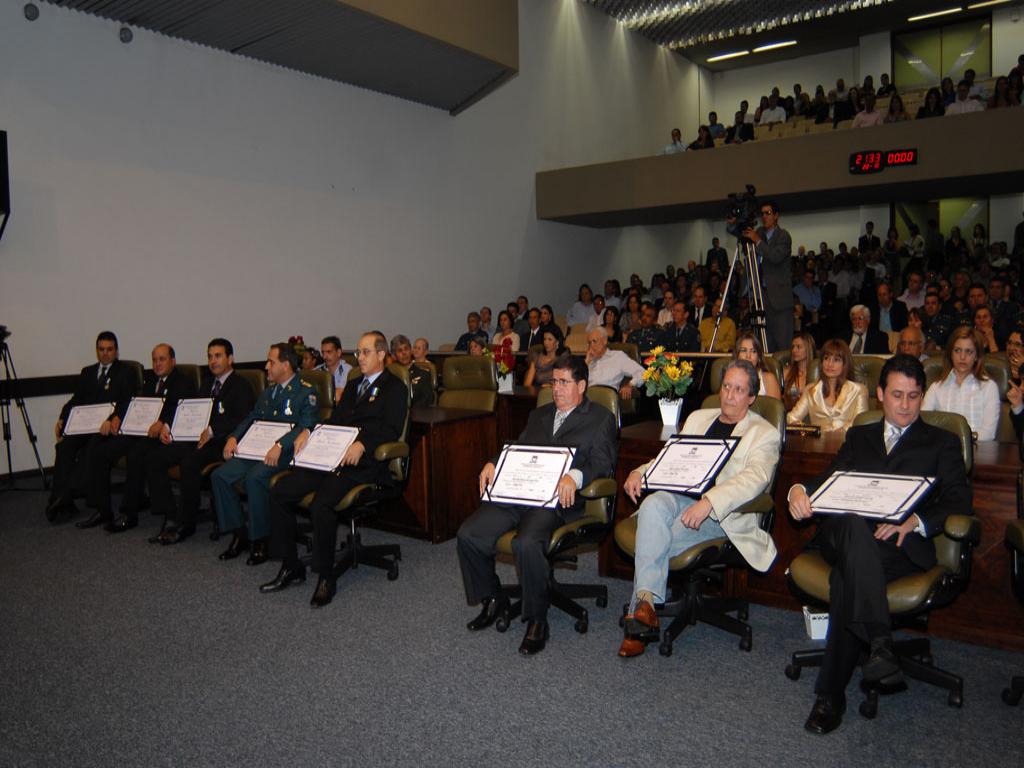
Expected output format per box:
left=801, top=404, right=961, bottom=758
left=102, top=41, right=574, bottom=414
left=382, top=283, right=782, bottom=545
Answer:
left=236, top=420, right=294, bottom=461
left=64, top=403, right=115, bottom=435
left=485, top=444, right=576, bottom=508
left=642, top=436, right=739, bottom=496
left=292, top=425, right=360, bottom=472
left=810, top=472, right=935, bottom=521
left=119, top=397, right=166, bottom=436
left=170, top=398, right=214, bottom=442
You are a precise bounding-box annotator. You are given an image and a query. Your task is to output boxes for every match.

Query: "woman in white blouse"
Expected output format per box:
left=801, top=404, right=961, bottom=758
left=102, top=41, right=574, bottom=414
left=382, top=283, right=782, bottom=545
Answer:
left=491, top=310, right=520, bottom=352
left=787, top=338, right=868, bottom=433
left=922, top=327, right=999, bottom=441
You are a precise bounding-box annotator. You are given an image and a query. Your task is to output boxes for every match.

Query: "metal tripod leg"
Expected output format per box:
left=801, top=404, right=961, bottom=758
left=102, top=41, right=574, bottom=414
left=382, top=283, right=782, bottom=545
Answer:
left=0, top=342, right=48, bottom=491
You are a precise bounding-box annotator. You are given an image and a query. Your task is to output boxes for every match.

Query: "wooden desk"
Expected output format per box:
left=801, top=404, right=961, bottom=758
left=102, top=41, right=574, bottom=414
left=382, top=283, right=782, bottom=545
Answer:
left=373, top=407, right=497, bottom=543
left=496, top=386, right=539, bottom=445
left=605, top=421, right=1024, bottom=652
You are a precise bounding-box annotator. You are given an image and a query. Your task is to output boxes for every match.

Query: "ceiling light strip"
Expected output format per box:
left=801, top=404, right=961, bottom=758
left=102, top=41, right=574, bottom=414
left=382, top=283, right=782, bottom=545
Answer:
left=706, top=50, right=750, bottom=62
left=907, top=7, right=963, bottom=22
left=753, top=40, right=798, bottom=53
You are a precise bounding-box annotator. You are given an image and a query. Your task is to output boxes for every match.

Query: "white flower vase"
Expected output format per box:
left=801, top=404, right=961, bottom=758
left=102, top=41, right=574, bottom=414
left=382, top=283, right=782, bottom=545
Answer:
left=497, top=373, right=514, bottom=393
left=659, top=398, right=683, bottom=427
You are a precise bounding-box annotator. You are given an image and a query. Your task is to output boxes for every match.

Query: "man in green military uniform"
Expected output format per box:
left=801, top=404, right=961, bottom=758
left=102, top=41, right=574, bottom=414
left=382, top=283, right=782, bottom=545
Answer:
left=211, top=342, right=319, bottom=565
left=627, top=303, right=662, bottom=353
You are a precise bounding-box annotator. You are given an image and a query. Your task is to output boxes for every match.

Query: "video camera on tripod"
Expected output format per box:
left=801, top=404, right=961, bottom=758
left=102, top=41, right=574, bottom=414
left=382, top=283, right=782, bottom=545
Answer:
left=725, top=184, right=760, bottom=242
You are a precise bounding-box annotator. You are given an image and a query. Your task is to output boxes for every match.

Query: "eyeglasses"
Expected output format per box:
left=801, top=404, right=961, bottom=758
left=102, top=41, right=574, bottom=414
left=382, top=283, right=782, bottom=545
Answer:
left=551, top=378, right=575, bottom=387
left=1007, top=341, right=1024, bottom=349
left=760, top=209, right=775, bottom=216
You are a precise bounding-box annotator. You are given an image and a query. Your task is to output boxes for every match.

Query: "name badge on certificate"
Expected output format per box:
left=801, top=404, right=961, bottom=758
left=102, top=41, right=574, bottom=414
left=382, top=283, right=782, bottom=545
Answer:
left=63, top=403, right=115, bottom=436
left=170, top=398, right=214, bottom=442
left=292, top=425, right=360, bottom=472
left=485, top=444, right=576, bottom=508
left=235, top=420, right=294, bottom=461
left=642, top=436, right=740, bottom=496
left=119, top=397, right=165, bottom=436
left=809, top=471, right=935, bottom=522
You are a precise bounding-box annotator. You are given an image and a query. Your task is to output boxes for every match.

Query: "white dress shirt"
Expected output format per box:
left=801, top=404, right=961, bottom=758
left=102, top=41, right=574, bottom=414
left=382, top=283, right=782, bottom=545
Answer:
left=922, top=373, right=999, bottom=441
left=587, top=350, right=645, bottom=389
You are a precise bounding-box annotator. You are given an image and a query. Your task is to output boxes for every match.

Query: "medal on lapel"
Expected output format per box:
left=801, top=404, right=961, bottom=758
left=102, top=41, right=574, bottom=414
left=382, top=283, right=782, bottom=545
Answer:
left=284, top=399, right=293, bottom=416
left=218, top=401, right=225, bottom=415
left=369, top=386, right=379, bottom=403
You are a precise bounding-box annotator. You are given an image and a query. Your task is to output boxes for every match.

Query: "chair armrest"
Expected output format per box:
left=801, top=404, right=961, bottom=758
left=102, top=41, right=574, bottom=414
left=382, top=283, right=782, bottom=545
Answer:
left=943, top=514, right=980, bottom=545
left=580, top=477, right=617, bottom=499
left=548, top=512, right=608, bottom=551
left=269, top=470, right=293, bottom=489
left=374, top=441, right=409, bottom=462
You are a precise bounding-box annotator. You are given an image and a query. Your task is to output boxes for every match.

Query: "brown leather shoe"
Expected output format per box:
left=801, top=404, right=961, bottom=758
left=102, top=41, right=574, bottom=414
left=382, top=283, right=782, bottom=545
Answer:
left=618, top=636, right=646, bottom=658
left=624, top=600, right=659, bottom=636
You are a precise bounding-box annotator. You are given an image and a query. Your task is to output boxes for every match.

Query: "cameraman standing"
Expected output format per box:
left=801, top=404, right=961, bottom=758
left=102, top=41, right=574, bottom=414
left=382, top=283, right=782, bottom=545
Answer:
left=743, top=200, right=793, bottom=353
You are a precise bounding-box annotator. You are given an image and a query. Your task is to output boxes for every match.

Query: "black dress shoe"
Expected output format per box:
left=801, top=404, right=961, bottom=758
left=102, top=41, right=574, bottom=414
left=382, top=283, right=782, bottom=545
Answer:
left=75, top=512, right=106, bottom=529
left=518, top=621, right=550, bottom=656
left=466, top=595, right=511, bottom=631
left=105, top=515, right=138, bottom=534
left=147, top=525, right=168, bottom=544
left=218, top=533, right=249, bottom=561
left=46, top=495, right=71, bottom=523
left=863, top=637, right=903, bottom=685
left=245, top=539, right=269, bottom=566
left=260, top=563, right=307, bottom=593
left=310, top=576, right=336, bottom=608
left=160, top=524, right=196, bottom=546
left=804, top=693, right=846, bottom=735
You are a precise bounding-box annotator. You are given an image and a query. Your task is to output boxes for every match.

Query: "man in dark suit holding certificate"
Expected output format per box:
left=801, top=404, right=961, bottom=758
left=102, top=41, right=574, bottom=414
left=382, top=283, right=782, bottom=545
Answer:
left=211, top=343, right=318, bottom=566
left=81, top=343, right=196, bottom=533
left=456, top=354, right=618, bottom=656
left=261, top=331, right=408, bottom=608
left=787, top=354, right=971, bottom=734
left=145, top=338, right=255, bottom=545
left=47, top=331, right=137, bottom=522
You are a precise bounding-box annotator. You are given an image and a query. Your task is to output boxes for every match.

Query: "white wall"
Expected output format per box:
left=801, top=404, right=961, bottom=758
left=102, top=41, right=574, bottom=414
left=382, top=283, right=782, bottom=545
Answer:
left=0, top=0, right=699, bottom=471
left=991, top=193, right=1024, bottom=247
left=992, top=6, right=1024, bottom=74
left=858, top=32, right=892, bottom=85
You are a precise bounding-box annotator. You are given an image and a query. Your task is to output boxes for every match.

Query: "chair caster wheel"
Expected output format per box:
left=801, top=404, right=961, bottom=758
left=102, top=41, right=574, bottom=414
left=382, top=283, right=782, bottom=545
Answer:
left=784, top=664, right=801, bottom=681
left=387, top=563, right=399, bottom=581
left=947, top=691, right=963, bottom=708
left=596, top=594, right=608, bottom=608
left=859, top=699, right=878, bottom=719
left=659, top=640, right=673, bottom=657
left=495, top=614, right=510, bottom=633
left=1001, top=687, right=1022, bottom=706
left=574, top=618, right=588, bottom=634
left=739, top=632, right=752, bottom=652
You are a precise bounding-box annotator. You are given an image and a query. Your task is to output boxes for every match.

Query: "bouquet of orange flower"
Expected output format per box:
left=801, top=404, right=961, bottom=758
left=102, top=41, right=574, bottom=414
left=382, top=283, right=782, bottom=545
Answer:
left=641, top=346, right=694, bottom=401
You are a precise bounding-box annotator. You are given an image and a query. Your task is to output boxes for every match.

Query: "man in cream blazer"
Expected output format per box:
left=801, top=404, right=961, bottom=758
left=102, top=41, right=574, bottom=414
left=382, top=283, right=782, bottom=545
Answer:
left=619, top=358, right=780, bottom=656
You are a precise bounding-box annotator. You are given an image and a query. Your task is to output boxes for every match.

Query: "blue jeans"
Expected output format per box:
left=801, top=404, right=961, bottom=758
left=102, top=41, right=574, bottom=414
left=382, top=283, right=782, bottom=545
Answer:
left=632, top=491, right=726, bottom=609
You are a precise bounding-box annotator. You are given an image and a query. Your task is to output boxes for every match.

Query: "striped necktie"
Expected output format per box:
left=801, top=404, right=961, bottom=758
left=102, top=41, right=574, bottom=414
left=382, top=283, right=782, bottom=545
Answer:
left=553, top=409, right=568, bottom=436
left=358, top=378, right=371, bottom=399
left=885, top=424, right=903, bottom=454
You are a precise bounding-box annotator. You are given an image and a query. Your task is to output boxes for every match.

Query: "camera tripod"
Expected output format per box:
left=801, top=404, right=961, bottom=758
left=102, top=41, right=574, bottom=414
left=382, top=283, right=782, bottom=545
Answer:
left=701, top=236, right=769, bottom=387
left=1, top=338, right=48, bottom=491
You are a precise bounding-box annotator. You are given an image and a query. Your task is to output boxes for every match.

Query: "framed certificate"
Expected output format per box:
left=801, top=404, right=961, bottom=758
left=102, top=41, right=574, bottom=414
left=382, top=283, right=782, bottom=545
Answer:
left=485, top=444, right=576, bottom=508
left=170, top=398, right=214, bottom=442
left=120, top=397, right=165, bottom=436
left=235, top=420, right=294, bottom=461
left=642, top=436, right=740, bottom=496
left=809, top=471, right=935, bottom=521
left=63, top=403, right=115, bottom=436
left=292, top=425, right=360, bottom=472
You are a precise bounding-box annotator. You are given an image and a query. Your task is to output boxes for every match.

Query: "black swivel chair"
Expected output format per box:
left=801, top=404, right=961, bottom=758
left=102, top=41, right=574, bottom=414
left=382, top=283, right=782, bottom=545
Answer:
left=783, top=410, right=981, bottom=716
left=491, top=385, right=620, bottom=634
left=613, top=395, right=785, bottom=656
left=1001, top=473, right=1024, bottom=705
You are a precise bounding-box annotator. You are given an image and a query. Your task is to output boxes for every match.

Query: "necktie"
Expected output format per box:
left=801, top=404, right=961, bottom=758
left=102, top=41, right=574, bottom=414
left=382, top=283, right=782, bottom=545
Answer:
left=211, top=379, right=222, bottom=399
left=358, top=378, right=370, bottom=399
left=852, top=334, right=863, bottom=354
left=271, top=384, right=279, bottom=400
left=98, top=365, right=108, bottom=381
left=156, top=378, right=166, bottom=396
left=885, top=424, right=903, bottom=454
left=553, top=409, right=568, bottom=436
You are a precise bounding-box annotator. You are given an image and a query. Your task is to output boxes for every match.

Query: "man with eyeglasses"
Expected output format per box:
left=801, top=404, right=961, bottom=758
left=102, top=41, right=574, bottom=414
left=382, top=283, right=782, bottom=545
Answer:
left=741, top=199, right=793, bottom=353
left=618, top=359, right=780, bottom=658
left=457, top=355, right=618, bottom=655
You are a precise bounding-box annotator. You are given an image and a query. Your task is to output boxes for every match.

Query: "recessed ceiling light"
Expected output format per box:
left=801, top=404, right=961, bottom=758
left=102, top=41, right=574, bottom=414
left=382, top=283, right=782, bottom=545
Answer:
left=908, top=7, right=963, bottom=22
left=753, top=40, right=797, bottom=53
left=707, top=50, right=750, bottom=62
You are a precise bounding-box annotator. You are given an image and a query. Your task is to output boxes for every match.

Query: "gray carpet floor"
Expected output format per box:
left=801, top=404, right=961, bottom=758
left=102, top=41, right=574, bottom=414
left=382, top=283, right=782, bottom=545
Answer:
left=1, top=489, right=1021, bottom=767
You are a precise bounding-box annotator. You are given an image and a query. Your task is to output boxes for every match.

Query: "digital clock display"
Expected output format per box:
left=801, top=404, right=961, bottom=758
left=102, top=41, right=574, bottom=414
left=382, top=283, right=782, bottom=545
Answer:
left=849, top=148, right=918, bottom=174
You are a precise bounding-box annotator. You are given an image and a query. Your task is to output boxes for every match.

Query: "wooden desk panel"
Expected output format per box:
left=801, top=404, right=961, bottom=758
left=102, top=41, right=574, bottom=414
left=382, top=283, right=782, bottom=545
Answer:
left=373, top=407, right=497, bottom=543
left=603, top=422, right=1024, bottom=651
left=496, top=386, right=538, bottom=445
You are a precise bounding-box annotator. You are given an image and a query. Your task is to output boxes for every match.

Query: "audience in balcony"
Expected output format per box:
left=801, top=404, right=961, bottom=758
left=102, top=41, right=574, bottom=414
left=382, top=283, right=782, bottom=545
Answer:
left=876, top=72, right=896, bottom=97
left=923, top=327, right=999, bottom=441
left=988, top=75, right=1020, bottom=108
left=884, top=93, right=911, bottom=123
left=940, top=77, right=956, bottom=106
left=758, top=94, right=787, bottom=125
left=946, top=80, right=985, bottom=116
left=688, top=125, right=715, bottom=150
left=916, top=87, right=945, bottom=119
left=707, top=111, right=725, bottom=139
left=658, top=128, right=685, bottom=156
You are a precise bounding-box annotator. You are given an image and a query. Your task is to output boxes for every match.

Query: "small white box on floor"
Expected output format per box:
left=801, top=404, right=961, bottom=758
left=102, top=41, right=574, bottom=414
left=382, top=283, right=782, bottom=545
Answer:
left=803, top=606, right=829, bottom=640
